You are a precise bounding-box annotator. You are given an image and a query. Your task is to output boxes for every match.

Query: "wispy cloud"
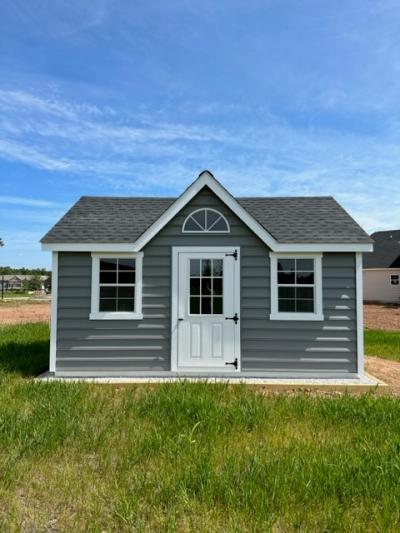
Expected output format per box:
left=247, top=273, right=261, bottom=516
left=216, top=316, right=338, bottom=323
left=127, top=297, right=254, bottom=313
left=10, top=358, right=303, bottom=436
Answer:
left=0, top=195, right=67, bottom=208
left=0, top=89, right=399, bottom=235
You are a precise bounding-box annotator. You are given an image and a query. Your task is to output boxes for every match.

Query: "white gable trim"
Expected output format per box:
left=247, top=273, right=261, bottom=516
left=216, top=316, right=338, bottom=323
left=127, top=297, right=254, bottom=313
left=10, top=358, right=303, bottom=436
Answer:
left=131, top=171, right=279, bottom=251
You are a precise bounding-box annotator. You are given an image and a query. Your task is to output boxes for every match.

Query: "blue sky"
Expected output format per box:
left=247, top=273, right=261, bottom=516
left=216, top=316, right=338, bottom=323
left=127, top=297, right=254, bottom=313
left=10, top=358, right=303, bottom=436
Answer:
left=0, top=0, right=399, bottom=268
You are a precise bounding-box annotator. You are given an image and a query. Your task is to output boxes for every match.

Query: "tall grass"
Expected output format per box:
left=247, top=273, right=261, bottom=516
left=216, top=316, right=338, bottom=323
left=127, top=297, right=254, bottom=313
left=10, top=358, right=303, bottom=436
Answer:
left=0, top=323, right=399, bottom=530
left=365, top=329, right=400, bottom=361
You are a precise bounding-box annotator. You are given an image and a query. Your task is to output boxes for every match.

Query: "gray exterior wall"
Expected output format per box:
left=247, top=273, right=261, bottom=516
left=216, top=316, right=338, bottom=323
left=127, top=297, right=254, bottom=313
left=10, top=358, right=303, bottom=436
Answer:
left=56, top=187, right=358, bottom=376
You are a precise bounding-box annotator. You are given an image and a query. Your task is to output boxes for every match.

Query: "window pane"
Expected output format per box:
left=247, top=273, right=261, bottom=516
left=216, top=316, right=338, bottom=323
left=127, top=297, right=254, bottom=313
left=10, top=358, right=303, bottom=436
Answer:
left=278, top=259, right=295, bottom=271
left=190, top=297, right=200, bottom=314
left=296, top=272, right=314, bottom=284
left=202, top=259, right=211, bottom=276
left=100, top=286, right=117, bottom=298
left=206, top=210, right=221, bottom=228
left=190, top=278, right=200, bottom=295
left=100, top=258, right=117, bottom=271
left=213, top=278, right=223, bottom=295
left=209, top=217, right=228, bottom=231
left=118, top=259, right=135, bottom=271
left=118, top=271, right=135, bottom=284
left=118, top=299, right=135, bottom=312
left=278, top=286, right=295, bottom=299
left=296, top=287, right=314, bottom=299
left=99, top=298, right=117, bottom=311
left=297, top=259, right=314, bottom=271
left=212, top=259, right=223, bottom=276
left=118, top=286, right=135, bottom=298
left=201, top=297, right=212, bottom=314
left=296, top=299, right=314, bottom=312
left=278, top=299, right=296, bottom=312
left=100, top=271, right=117, bottom=284
left=278, top=271, right=295, bottom=284
left=213, top=297, right=223, bottom=314
left=201, top=278, right=212, bottom=295
left=192, top=210, right=206, bottom=230
left=190, top=259, right=200, bottom=276
left=184, top=217, right=202, bottom=231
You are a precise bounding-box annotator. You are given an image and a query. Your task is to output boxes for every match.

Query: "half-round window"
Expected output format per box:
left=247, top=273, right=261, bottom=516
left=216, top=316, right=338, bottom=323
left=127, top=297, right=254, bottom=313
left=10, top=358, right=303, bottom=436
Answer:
left=182, top=208, right=230, bottom=233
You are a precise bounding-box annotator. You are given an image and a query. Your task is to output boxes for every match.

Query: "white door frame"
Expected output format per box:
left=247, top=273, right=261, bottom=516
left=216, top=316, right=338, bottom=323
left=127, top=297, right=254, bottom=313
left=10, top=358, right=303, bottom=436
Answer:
left=171, top=246, right=241, bottom=372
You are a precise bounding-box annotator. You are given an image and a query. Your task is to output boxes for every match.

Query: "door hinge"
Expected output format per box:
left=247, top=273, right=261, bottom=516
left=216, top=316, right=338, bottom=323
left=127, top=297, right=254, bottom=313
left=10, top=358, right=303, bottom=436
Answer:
left=225, top=358, right=238, bottom=370
left=225, top=312, right=239, bottom=324
left=225, top=249, right=238, bottom=261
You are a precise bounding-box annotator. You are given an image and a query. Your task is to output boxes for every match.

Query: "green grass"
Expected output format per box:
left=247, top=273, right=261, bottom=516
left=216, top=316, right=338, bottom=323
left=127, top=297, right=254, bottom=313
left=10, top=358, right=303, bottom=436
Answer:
left=0, top=323, right=399, bottom=531
left=365, top=329, right=400, bottom=361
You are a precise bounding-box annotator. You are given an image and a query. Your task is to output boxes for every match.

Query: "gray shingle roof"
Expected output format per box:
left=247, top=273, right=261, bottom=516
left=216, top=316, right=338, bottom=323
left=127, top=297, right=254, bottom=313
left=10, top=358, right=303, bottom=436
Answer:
left=41, top=193, right=372, bottom=245
left=363, top=230, right=400, bottom=268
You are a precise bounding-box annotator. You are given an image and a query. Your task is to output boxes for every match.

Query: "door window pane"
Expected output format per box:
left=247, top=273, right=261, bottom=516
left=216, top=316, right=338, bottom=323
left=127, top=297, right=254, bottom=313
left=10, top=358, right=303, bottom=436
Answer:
left=213, top=297, right=223, bottom=314
left=189, top=257, right=224, bottom=315
left=190, top=297, right=200, bottom=314
left=201, top=278, right=212, bottom=295
left=190, top=278, right=200, bottom=295
left=201, top=259, right=212, bottom=276
left=190, top=259, right=201, bottom=276
left=202, top=297, right=212, bottom=314
left=212, top=259, right=223, bottom=276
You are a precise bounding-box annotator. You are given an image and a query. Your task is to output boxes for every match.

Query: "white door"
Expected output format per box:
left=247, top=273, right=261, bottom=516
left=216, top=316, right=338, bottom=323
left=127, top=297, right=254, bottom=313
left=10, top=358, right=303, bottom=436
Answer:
left=174, top=248, right=240, bottom=371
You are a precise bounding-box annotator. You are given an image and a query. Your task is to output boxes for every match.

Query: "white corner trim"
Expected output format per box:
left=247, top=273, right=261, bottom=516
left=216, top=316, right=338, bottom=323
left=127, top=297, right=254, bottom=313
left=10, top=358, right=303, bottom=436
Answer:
left=90, top=252, right=143, bottom=321
left=269, top=252, right=324, bottom=322
left=356, top=252, right=364, bottom=377
left=49, top=251, right=58, bottom=373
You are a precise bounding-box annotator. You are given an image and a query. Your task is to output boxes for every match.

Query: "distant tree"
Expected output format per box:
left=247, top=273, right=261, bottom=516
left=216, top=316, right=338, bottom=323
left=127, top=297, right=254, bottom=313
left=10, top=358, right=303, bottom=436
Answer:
left=0, top=238, right=4, bottom=247
left=25, top=274, right=43, bottom=291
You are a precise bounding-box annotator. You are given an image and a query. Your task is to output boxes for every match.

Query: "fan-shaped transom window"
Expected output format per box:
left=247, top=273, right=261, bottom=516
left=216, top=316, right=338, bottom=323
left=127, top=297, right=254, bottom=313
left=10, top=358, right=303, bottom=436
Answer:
left=182, top=209, right=230, bottom=233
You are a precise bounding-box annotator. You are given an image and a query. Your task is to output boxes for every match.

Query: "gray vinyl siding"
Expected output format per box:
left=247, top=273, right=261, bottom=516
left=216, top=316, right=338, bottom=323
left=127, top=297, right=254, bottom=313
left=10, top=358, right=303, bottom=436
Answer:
left=56, top=187, right=358, bottom=375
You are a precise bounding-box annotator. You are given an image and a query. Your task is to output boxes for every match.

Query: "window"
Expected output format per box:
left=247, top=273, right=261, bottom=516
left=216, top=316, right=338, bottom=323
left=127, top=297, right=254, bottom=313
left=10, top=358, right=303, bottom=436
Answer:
left=391, top=275, right=399, bottom=285
left=183, top=209, right=229, bottom=233
left=90, top=253, right=143, bottom=320
left=189, top=258, right=223, bottom=315
left=270, top=253, right=323, bottom=321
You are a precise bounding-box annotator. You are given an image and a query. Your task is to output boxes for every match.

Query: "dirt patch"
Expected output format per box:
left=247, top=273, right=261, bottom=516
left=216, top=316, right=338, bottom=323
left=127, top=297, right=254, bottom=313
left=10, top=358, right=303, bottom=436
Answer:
left=364, top=304, right=400, bottom=331
left=365, top=356, right=400, bottom=395
left=0, top=301, right=51, bottom=325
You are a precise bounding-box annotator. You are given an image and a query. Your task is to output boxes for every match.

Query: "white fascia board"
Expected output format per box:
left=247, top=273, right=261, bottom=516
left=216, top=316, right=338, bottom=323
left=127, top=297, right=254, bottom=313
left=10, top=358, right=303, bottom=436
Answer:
left=42, top=243, right=136, bottom=252
left=131, top=171, right=280, bottom=251
left=273, top=243, right=373, bottom=252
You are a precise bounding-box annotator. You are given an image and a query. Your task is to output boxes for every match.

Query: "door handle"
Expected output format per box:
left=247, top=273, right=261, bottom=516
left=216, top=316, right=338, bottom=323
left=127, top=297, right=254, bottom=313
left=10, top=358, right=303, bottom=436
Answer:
left=178, top=318, right=184, bottom=321
left=225, top=313, right=239, bottom=324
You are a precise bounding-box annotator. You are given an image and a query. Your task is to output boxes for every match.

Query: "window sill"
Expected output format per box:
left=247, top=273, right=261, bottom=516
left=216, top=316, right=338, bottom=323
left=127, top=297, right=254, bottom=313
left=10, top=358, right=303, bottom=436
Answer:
left=89, top=312, right=143, bottom=321
left=269, top=312, right=324, bottom=322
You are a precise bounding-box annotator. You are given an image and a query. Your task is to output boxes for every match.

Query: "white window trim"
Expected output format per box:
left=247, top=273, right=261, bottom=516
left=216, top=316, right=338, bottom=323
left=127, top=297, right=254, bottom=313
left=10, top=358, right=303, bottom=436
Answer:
left=269, top=252, right=324, bottom=321
left=90, top=252, right=143, bottom=320
left=182, top=208, right=230, bottom=233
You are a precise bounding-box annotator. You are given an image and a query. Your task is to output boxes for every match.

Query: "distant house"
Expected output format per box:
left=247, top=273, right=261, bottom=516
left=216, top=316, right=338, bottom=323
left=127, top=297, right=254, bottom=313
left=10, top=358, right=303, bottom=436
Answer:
left=363, top=230, right=400, bottom=304
left=0, top=274, right=49, bottom=291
